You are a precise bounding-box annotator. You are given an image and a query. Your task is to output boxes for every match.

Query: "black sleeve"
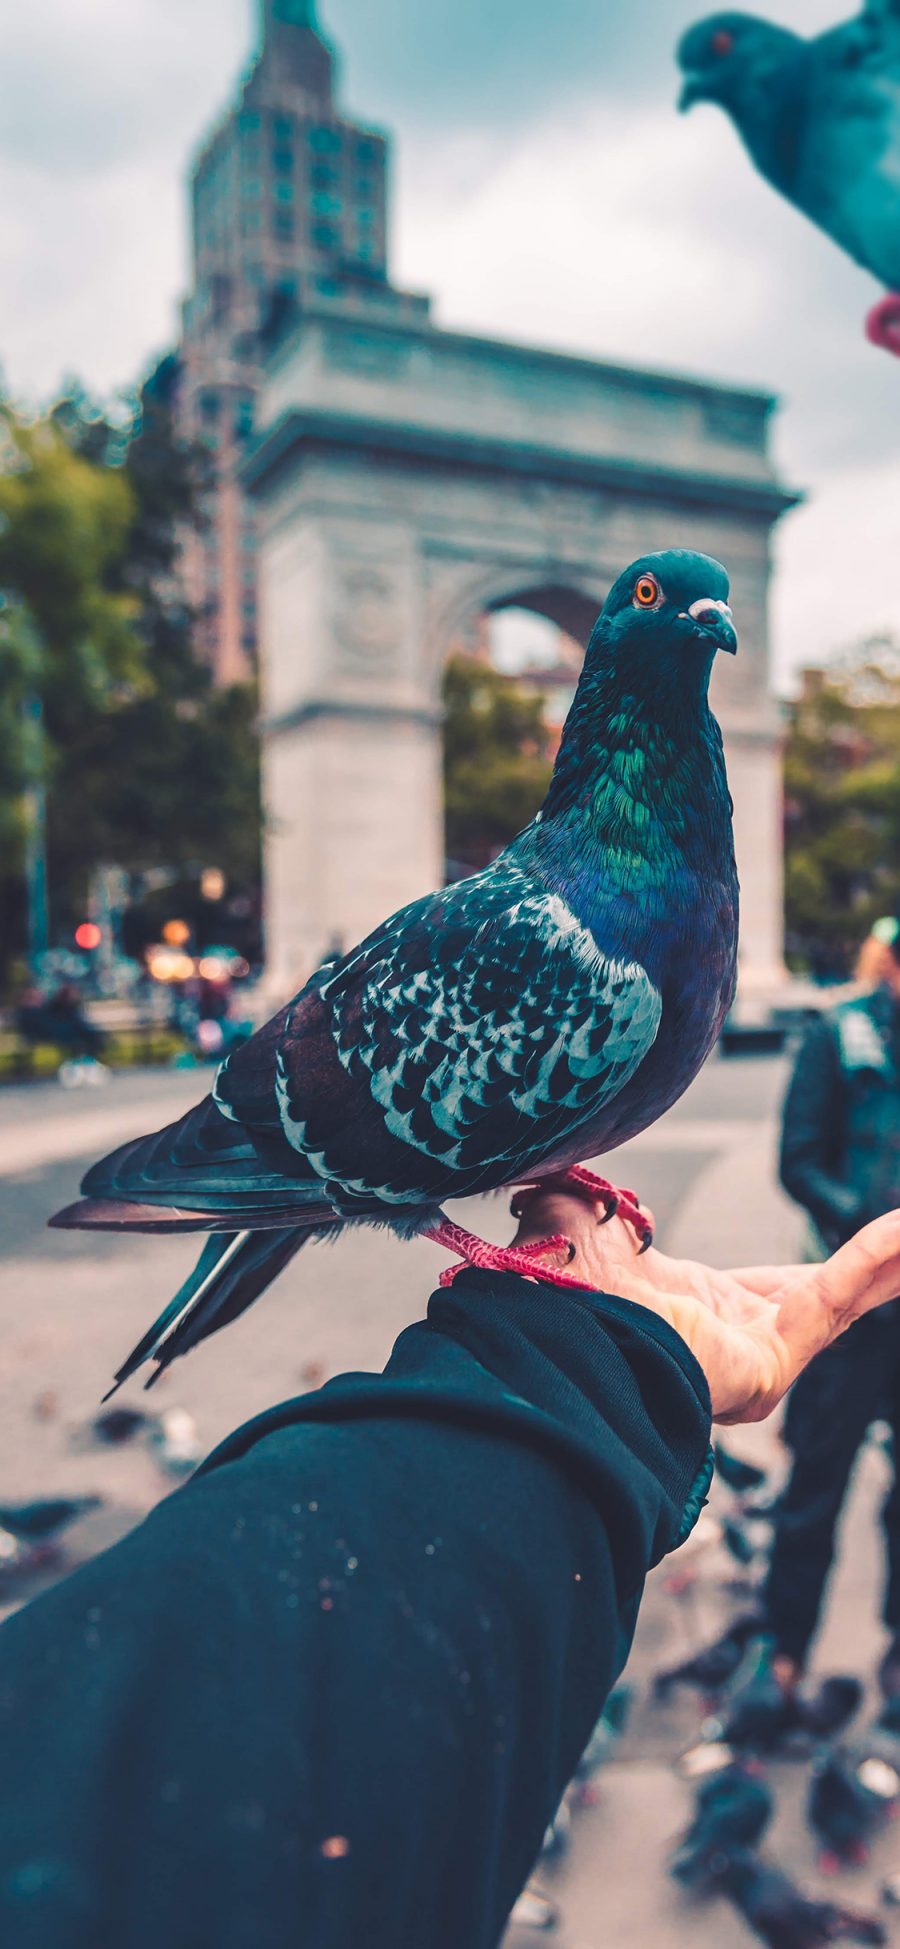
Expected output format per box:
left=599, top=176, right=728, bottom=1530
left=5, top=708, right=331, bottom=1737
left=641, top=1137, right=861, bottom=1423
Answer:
left=0, top=1270, right=711, bottom=1949
left=779, top=1017, right=863, bottom=1244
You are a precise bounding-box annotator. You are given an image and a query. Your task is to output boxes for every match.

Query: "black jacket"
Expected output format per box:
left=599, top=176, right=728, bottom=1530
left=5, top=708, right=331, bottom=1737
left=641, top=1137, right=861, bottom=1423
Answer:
left=780, top=985, right=900, bottom=1250
left=0, top=1270, right=711, bottom=1949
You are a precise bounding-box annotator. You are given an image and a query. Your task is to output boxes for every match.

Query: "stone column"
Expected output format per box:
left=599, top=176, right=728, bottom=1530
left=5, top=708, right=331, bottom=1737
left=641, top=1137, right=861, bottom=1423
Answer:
left=259, top=503, right=443, bottom=998
left=710, top=541, right=787, bottom=1006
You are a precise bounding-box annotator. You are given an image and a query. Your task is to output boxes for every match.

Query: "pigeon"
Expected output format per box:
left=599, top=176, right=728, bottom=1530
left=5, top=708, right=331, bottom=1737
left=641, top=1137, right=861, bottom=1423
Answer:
left=50, top=551, right=739, bottom=1390
left=796, top=1679, right=864, bottom=1744
left=807, top=1748, right=895, bottom=1870
left=677, top=9, right=900, bottom=356
left=88, top=1406, right=151, bottom=1446
left=671, top=1763, right=774, bottom=1887
left=714, top=1445, right=769, bottom=1495
left=571, top=1682, right=633, bottom=1803
left=875, top=1692, right=900, bottom=1740
left=715, top=1847, right=886, bottom=1947
left=722, top=1514, right=769, bottom=1568
left=0, top=1496, right=102, bottom=1542
left=717, top=1643, right=799, bottom=1752
left=654, top=1612, right=763, bottom=1700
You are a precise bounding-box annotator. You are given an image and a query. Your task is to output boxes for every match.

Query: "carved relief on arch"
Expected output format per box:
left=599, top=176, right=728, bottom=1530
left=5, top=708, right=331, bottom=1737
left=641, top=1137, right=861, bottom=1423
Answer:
left=332, top=562, right=399, bottom=672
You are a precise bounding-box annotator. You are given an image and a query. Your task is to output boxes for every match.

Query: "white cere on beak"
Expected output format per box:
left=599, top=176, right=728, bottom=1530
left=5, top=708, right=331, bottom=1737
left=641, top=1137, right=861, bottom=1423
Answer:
left=682, top=597, right=734, bottom=625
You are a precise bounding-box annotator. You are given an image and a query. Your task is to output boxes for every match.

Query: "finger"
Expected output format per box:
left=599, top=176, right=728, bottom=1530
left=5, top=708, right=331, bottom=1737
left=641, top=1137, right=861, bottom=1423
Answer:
left=770, top=1211, right=900, bottom=1379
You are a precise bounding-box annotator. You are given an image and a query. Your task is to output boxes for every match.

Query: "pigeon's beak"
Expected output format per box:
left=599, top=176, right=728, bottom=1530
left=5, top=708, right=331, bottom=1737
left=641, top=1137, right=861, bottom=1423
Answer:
left=684, top=597, right=738, bottom=655
left=677, top=73, right=707, bottom=112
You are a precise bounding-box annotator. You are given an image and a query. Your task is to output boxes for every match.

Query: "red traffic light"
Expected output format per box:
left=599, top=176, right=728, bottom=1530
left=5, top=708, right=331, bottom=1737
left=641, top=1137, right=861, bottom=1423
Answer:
left=75, top=922, right=102, bottom=951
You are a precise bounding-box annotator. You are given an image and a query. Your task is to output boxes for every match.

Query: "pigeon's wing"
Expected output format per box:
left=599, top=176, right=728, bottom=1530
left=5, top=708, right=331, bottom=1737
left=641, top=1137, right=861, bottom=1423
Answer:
left=862, top=0, right=900, bottom=27
left=800, top=21, right=900, bottom=285
left=274, top=869, right=662, bottom=1205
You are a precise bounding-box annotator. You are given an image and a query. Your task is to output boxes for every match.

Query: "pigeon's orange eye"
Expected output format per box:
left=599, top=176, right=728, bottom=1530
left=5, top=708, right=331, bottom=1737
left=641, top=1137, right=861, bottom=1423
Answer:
left=633, top=574, right=661, bottom=608
left=712, top=28, right=734, bottom=55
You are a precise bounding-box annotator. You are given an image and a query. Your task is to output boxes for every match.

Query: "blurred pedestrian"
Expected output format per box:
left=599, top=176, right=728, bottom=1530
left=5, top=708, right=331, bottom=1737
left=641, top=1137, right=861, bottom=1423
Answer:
left=854, top=917, right=900, bottom=991
left=764, top=921, right=900, bottom=1693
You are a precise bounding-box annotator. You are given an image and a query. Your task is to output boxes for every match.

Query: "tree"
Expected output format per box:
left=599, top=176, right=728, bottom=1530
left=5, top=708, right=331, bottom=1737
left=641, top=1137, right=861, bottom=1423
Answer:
left=45, top=363, right=261, bottom=941
left=0, top=403, right=141, bottom=728
left=443, top=654, right=554, bottom=872
left=0, top=369, right=261, bottom=987
left=784, top=646, right=900, bottom=976
left=0, top=401, right=142, bottom=983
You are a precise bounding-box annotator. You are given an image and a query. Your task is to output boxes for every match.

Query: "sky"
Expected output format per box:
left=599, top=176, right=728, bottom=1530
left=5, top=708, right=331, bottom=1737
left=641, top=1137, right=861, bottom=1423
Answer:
left=2, top=0, right=900, bottom=685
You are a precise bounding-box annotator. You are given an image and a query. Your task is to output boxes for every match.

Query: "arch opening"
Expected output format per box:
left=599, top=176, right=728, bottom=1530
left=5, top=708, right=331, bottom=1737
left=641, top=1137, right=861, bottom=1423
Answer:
left=441, top=585, right=594, bottom=883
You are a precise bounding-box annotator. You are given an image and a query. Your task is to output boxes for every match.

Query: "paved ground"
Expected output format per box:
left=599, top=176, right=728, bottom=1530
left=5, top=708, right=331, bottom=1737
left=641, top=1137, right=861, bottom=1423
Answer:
left=1, top=1054, right=898, bottom=1946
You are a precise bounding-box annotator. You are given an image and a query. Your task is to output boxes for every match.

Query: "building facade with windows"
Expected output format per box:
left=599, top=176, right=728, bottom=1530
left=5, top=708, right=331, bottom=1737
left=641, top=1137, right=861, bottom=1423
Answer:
left=177, top=0, right=427, bottom=683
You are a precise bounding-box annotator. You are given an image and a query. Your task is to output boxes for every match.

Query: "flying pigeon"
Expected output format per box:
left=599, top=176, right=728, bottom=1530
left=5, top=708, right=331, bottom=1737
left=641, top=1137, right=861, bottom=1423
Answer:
left=51, top=551, right=739, bottom=1390
left=677, top=8, right=900, bottom=356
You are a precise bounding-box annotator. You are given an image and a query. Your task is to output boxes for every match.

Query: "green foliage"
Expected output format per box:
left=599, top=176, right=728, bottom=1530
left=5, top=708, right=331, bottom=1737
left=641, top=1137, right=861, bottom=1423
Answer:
left=44, top=364, right=260, bottom=925
left=0, top=406, right=141, bottom=724
left=0, top=365, right=261, bottom=985
left=784, top=652, right=900, bottom=974
left=443, top=653, right=554, bottom=868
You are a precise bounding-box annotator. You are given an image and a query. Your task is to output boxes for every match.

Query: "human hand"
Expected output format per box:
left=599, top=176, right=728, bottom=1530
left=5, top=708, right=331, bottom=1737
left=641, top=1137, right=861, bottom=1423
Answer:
left=511, top=1191, right=900, bottom=1425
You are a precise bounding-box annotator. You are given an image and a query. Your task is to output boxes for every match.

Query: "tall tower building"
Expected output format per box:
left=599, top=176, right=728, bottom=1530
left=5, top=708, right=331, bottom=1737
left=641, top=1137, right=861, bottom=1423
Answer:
left=177, top=0, right=427, bottom=682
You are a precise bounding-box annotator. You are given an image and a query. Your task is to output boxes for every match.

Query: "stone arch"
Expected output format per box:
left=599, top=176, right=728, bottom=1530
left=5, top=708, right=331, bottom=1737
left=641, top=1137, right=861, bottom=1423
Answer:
left=249, top=306, right=796, bottom=997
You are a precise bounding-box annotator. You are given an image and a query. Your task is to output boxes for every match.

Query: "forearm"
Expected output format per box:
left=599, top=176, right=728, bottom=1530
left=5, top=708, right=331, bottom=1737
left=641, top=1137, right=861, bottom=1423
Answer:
left=0, top=1273, right=711, bottom=1949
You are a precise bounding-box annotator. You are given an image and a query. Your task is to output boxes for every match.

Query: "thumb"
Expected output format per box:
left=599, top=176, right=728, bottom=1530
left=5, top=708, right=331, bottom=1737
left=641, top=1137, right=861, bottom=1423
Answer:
left=773, top=1210, right=900, bottom=1377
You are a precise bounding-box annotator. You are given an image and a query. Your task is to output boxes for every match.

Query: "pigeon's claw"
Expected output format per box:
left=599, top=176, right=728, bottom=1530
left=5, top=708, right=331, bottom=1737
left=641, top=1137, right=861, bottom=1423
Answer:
left=547, top=1165, right=656, bottom=1253
left=865, top=294, right=900, bottom=357
left=424, top=1218, right=596, bottom=1292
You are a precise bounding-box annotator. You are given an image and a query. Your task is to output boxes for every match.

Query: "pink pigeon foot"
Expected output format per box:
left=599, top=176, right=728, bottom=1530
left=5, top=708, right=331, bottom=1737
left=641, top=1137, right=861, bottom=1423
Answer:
left=513, top=1164, right=655, bottom=1252
left=423, top=1218, right=597, bottom=1292
left=865, top=294, right=900, bottom=356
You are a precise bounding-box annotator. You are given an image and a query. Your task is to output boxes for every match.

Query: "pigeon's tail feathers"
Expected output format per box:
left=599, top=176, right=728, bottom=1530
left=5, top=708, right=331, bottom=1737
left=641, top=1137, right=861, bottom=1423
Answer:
left=50, top=1197, right=320, bottom=1234
left=49, top=1091, right=339, bottom=1233
left=106, top=1222, right=333, bottom=1396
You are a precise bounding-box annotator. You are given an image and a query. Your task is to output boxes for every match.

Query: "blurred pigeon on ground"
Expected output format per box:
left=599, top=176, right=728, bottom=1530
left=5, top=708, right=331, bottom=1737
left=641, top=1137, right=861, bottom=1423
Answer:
left=50, top=553, right=740, bottom=1391
left=718, top=1645, right=799, bottom=1751
left=572, top=1683, right=632, bottom=1804
left=876, top=1692, right=900, bottom=1740
left=677, top=9, right=900, bottom=356
left=574, top=1685, right=632, bottom=1775
left=716, top=1847, right=886, bottom=1946
left=671, top=1763, right=774, bottom=1887
left=654, top=1613, right=763, bottom=1700
left=797, top=1679, right=865, bottom=1743
left=807, top=1748, right=897, bottom=1870
left=721, top=1514, right=771, bottom=1569
left=0, top=1496, right=102, bottom=1542
left=88, top=1406, right=151, bottom=1446
left=715, top=1445, right=769, bottom=1495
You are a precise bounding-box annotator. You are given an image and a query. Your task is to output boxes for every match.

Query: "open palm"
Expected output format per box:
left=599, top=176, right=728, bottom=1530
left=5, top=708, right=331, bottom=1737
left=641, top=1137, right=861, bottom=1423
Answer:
left=512, top=1192, right=900, bottom=1424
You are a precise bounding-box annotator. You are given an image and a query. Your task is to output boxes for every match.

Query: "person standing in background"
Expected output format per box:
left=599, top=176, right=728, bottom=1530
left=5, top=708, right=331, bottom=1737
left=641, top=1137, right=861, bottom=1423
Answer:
left=764, top=921, right=900, bottom=1691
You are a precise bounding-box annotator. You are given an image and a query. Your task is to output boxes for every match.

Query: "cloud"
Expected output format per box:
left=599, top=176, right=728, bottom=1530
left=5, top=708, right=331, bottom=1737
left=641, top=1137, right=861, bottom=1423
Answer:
left=392, top=95, right=900, bottom=673
left=1, top=0, right=898, bottom=678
